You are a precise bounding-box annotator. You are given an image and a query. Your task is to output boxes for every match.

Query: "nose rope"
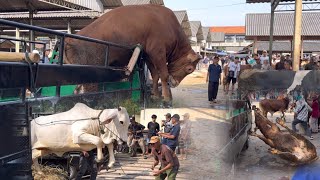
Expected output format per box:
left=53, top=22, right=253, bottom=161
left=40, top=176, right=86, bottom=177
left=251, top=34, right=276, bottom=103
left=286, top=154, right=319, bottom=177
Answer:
left=96, top=110, right=126, bottom=142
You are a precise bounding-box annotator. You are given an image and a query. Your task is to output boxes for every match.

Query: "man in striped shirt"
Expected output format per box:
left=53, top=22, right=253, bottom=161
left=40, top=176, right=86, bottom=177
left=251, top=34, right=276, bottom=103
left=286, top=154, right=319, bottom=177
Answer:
left=292, top=95, right=314, bottom=140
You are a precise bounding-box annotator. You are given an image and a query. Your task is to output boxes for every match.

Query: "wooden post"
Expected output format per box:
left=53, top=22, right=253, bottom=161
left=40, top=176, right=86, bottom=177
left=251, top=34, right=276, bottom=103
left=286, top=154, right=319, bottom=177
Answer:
left=253, top=37, right=258, bottom=54
left=15, top=28, right=20, bottom=52
left=292, top=0, right=303, bottom=71
left=125, top=46, right=142, bottom=76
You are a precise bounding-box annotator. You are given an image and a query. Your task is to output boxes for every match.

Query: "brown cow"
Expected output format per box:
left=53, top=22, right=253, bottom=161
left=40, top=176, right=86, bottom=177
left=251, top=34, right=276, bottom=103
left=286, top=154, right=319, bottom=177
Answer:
left=64, top=5, right=200, bottom=102
left=250, top=107, right=317, bottom=165
left=259, top=95, right=290, bottom=118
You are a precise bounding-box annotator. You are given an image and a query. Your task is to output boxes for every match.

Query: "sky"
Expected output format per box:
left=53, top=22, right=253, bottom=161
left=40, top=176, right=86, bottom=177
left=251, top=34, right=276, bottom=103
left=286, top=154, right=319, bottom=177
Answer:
left=163, top=0, right=271, bottom=26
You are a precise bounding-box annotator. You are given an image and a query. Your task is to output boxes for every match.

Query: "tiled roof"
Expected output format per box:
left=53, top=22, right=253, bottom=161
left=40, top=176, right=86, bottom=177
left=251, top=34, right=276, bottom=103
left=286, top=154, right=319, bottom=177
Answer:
left=246, top=12, right=320, bottom=37
left=210, top=26, right=245, bottom=35
left=255, top=41, right=320, bottom=52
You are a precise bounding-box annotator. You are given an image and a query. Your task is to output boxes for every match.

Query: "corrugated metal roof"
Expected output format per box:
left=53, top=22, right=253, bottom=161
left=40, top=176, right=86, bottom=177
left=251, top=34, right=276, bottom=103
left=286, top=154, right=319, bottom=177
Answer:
left=210, top=32, right=225, bottom=42
left=121, top=0, right=151, bottom=5
left=190, top=21, right=204, bottom=41
left=173, top=11, right=192, bottom=38
left=100, top=0, right=123, bottom=7
left=256, top=41, right=320, bottom=52
left=173, top=11, right=186, bottom=24
left=246, top=0, right=315, bottom=3
left=0, top=0, right=67, bottom=12
left=246, top=12, right=320, bottom=37
left=202, top=27, right=210, bottom=41
left=0, top=11, right=100, bottom=19
left=150, top=0, right=164, bottom=5
left=65, top=0, right=104, bottom=12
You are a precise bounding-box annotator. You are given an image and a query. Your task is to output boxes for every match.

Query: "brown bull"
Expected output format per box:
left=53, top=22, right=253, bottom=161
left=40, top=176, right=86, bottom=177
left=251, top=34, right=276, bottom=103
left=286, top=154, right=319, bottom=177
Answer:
left=251, top=107, right=317, bottom=165
left=64, top=5, right=200, bottom=102
left=259, top=95, right=290, bottom=118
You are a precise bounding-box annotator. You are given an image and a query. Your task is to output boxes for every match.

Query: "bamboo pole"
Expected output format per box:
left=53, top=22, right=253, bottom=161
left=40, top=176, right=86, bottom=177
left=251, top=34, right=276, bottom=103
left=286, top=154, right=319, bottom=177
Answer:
left=0, top=52, right=40, bottom=63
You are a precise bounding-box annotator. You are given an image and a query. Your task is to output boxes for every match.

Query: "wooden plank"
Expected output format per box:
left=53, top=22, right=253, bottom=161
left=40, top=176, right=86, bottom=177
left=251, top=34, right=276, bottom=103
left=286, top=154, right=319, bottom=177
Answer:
left=0, top=52, right=40, bottom=63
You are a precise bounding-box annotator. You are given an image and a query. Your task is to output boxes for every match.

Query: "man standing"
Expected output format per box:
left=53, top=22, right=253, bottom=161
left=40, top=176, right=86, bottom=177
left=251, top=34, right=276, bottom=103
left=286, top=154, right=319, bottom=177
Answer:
left=226, top=57, right=240, bottom=95
left=158, top=114, right=181, bottom=151
left=206, top=56, right=222, bottom=104
left=260, top=50, right=269, bottom=64
left=150, top=136, right=180, bottom=180
left=75, top=150, right=98, bottom=180
left=292, top=95, right=314, bottom=140
left=128, top=116, right=147, bottom=158
left=252, top=57, right=262, bottom=69
left=147, top=115, right=160, bottom=154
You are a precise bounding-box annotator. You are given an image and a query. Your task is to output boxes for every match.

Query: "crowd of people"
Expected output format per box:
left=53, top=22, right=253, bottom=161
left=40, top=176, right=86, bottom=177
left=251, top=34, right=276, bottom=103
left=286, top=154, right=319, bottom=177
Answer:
left=127, top=113, right=191, bottom=179
left=204, top=51, right=320, bottom=104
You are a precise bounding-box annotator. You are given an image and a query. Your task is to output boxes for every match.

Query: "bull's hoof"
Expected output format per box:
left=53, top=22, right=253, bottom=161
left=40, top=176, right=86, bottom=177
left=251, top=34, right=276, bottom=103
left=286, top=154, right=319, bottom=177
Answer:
left=108, top=162, right=115, bottom=168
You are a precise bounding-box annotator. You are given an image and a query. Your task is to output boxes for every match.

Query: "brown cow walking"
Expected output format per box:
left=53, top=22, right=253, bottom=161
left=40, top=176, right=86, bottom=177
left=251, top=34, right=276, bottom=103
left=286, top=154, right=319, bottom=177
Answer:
left=259, top=95, right=290, bottom=118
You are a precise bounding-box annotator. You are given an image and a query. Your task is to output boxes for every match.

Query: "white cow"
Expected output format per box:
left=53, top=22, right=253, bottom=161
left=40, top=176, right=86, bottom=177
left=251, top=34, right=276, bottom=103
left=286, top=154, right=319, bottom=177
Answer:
left=31, top=103, right=129, bottom=170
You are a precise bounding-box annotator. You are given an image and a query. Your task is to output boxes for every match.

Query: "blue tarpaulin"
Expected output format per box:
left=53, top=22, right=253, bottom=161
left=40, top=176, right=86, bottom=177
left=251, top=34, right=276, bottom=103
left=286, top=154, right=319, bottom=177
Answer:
left=292, top=163, right=320, bottom=180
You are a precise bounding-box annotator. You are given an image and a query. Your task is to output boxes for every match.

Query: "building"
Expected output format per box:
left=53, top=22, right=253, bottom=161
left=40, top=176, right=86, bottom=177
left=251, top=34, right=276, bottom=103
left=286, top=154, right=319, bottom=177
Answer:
left=209, top=26, right=252, bottom=52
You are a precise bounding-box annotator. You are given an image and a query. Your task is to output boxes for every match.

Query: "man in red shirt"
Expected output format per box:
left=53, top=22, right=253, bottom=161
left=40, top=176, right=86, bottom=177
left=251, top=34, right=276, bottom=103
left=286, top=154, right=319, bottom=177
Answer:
left=310, top=96, right=319, bottom=133
left=150, top=136, right=180, bottom=180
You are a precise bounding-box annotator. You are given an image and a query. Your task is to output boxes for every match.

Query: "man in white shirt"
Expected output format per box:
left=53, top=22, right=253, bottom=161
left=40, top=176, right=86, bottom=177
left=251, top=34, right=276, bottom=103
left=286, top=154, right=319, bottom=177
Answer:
left=226, top=57, right=241, bottom=95
left=260, top=50, right=269, bottom=65
left=292, top=95, right=313, bottom=140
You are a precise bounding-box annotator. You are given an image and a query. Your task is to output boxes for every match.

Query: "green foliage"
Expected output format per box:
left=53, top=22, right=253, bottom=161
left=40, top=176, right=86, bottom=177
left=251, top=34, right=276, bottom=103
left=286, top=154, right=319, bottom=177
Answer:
left=118, top=99, right=141, bottom=116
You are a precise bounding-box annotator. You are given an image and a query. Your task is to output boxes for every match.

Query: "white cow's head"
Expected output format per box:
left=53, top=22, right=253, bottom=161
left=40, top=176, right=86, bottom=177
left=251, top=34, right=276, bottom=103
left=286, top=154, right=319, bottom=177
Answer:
left=99, top=107, right=129, bottom=145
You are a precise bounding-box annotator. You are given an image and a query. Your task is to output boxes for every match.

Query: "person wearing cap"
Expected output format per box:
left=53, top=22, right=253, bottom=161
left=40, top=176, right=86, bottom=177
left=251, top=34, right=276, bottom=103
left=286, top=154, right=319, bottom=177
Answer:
left=292, top=95, right=314, bottom=140
left=149, top=136, right=180, bottom=180
left=128, top=116, right=147, bottom=158
left=206, top=56, right=221, bottom=104
left=260, top=50, right=269, bottom=65
left=158, top=114, right=181, bottom=151
left=147, top=115, right=160, bottom=154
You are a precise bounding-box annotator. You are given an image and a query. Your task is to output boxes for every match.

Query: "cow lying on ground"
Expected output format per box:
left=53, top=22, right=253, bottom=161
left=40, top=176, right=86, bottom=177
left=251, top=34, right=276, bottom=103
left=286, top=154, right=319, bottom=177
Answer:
left=259, top=94, right=290, bottom=118
left=31, top=103, right=129, bottom=171
left=250, top=107, right=317, bottom=165
left=64, top=5, right=201, bottom=102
